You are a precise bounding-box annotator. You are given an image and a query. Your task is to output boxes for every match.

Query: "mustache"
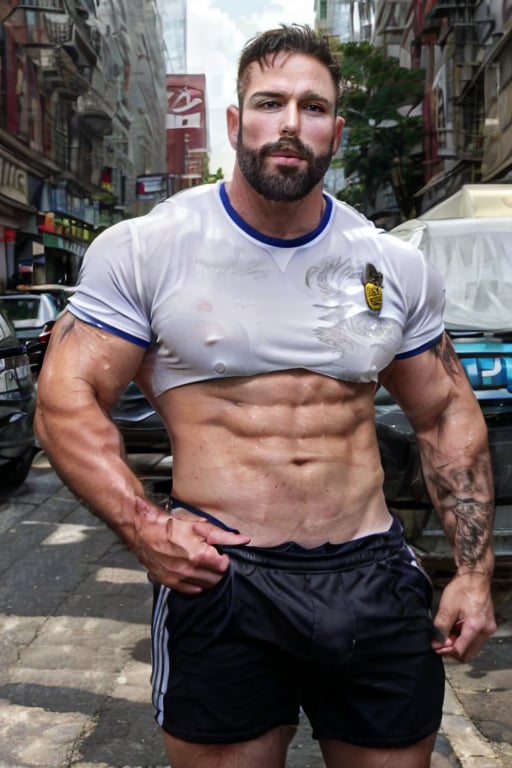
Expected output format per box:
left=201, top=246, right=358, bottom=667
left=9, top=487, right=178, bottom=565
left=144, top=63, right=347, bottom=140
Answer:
left=259, top=137, right=314, bottom=161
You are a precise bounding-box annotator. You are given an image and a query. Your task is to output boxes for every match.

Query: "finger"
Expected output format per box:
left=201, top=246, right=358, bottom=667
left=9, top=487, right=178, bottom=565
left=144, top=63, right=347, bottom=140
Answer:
left=175, top=583, right=205, bottom=595
left=431, top=625, right=448, bottom=646
left=452, top=625, right=488, bottom=662
left=149, top=569, right=206, bottom=595
left=159, top=562, right=228, bottom=592
left=431, top=618, right=463, bottom=654
left=192, top=521, right=251, bottom=546
left=432, top=603, right=461, bottom=642
left=434, top=622, right=486, bottom=662
left=164, top=519, right=231, bottom=572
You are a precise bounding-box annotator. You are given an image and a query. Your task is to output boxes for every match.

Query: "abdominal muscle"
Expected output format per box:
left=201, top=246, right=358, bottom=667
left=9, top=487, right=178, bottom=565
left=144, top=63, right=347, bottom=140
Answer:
left=154, top=368, right=392, bottom=547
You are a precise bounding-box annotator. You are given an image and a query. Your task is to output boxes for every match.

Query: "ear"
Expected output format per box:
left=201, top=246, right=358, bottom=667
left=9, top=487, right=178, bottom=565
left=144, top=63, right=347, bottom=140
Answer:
left=226, top=104, right=240, bottom=150
left=332, top=115, right=345, bottom=154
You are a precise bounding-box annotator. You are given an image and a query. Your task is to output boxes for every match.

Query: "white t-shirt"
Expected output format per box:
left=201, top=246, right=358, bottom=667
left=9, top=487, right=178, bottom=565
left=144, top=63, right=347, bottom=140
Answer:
left=68, top=182, right=445, bottom=397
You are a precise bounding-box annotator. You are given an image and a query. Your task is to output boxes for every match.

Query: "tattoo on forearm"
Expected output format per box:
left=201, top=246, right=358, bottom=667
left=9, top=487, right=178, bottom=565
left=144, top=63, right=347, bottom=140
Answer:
left=451, top=497, right=493, bottom=570
left=428, top=465, right=494, bottom=572
left=433, top=333, right=461, bottom=379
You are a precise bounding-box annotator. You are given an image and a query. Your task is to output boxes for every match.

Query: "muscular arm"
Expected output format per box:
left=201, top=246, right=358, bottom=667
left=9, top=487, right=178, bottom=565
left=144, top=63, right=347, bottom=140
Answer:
left=379, top=333, right=496, bottom=658
left=35, top=313, right=147, bottom=528
left=35, top=313, right=249, bottom=592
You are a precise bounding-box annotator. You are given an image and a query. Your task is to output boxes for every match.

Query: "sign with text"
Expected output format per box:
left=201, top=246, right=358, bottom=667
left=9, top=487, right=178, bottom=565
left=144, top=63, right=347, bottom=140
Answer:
left=136, top=174, right=168, bottom=201
left=166, top=74, right=208, bottom=176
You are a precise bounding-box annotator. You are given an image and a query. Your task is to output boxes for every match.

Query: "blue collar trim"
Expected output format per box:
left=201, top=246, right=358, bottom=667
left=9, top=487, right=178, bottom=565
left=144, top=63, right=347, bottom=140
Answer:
left=219, top=181, right=332, bottom=248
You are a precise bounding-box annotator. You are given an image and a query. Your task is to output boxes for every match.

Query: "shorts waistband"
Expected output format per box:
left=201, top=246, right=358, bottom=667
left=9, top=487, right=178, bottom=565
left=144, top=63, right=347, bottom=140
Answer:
left=171, top=497, right=240, bottom=532
left=171, top=497, right=406, bottom=572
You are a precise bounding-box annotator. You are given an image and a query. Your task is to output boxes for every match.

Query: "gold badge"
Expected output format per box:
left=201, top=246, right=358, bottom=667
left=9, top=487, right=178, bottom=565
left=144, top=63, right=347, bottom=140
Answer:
left=363, top=263, right=383, bottom=312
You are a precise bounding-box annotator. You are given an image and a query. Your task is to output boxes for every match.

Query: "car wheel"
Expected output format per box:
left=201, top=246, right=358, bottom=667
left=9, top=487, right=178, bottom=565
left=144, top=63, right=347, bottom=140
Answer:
left=0, top=447, right=34, bottom=489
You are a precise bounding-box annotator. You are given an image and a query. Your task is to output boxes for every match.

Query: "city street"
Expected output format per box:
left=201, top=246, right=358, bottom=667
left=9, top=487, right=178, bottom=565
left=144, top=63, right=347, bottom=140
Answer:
left=0, top=452, right=511, bottom=768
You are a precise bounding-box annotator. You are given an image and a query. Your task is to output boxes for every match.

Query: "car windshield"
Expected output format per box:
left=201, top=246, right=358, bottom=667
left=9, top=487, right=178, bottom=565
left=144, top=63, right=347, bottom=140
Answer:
left=391, top=217, right=512, bottom=331
left=0, top=297, right=42, bottom=323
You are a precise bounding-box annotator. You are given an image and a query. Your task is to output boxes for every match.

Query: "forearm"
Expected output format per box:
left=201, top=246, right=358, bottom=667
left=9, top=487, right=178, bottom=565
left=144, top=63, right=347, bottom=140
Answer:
left=381, top=339, right=496, bottom=658
left=418, top=431, right=495, bottom=576
left=35, top=400, right=151, bottom=549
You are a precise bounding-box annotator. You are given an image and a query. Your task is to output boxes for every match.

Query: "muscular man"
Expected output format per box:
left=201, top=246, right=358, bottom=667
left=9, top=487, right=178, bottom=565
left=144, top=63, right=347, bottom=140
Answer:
left=35, top=25, right=495, bottom=768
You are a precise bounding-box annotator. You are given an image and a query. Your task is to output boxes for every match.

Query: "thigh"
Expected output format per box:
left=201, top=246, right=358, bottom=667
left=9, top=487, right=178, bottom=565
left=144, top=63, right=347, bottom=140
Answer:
left=320, top=730, right=437, bottom=768
left=162, top=724, right=296, bottom=768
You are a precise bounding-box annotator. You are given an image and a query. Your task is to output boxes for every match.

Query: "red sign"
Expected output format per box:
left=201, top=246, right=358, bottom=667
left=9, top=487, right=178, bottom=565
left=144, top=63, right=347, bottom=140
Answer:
left=166, top=74, right=208, bottom=176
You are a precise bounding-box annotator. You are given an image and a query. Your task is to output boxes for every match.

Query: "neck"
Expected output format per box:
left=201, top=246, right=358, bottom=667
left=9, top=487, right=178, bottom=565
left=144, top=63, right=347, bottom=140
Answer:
left=225, top=167, right=326, bottom=240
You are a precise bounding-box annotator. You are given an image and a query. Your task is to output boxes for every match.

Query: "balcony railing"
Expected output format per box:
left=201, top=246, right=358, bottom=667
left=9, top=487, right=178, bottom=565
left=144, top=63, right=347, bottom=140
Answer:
left=18, top=0, right=66, bottom=11
left=76, top=90, right=115, bottom=136
left=25, top=46, right=90, bottom=97
left=44, top=12, right=73, bottom=45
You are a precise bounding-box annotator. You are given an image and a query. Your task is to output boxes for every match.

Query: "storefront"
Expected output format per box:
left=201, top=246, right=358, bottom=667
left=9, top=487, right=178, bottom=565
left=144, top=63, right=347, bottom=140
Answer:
left=0, top=147, right=38, bottom=288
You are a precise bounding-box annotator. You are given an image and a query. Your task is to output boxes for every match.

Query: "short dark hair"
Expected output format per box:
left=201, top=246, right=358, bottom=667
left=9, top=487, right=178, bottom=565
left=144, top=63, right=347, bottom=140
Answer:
left=236, top=24, right=341, bottom=106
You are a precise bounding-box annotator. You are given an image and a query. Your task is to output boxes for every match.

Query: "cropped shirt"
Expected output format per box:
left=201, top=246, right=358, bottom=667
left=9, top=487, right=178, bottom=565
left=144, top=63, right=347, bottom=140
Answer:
left=68, top=182, right=445, bottom=397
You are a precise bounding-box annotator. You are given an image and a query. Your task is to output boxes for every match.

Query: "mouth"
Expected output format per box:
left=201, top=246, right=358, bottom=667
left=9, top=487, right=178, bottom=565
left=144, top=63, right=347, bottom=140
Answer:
left=266, top=145, right=306, bottom=167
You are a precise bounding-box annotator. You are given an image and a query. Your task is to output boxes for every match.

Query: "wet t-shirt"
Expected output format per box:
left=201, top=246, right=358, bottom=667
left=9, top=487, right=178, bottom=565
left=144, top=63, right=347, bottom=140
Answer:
left=68, top=182, right=445, bottom=397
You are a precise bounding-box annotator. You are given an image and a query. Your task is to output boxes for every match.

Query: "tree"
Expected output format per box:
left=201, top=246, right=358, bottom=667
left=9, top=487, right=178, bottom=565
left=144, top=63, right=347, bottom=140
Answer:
left=335, top=41, right=425, bottom=220
left=204, top=165, right=224, bottom=184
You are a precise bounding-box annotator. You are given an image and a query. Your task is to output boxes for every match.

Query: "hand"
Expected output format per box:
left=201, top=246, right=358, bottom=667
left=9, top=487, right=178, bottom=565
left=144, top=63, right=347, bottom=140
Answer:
left=132, top=496, right=251, bottom=594
left=431, top=571, right=496, bottom=662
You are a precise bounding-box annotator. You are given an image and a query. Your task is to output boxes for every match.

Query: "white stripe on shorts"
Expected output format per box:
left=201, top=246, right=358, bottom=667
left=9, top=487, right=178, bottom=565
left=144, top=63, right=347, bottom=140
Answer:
left=151, top=585, right=171, bottom=726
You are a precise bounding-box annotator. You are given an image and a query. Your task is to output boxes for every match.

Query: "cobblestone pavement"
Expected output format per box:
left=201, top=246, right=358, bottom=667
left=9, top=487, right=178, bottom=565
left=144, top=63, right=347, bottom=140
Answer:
left=0, top=453, right=510, bottom=767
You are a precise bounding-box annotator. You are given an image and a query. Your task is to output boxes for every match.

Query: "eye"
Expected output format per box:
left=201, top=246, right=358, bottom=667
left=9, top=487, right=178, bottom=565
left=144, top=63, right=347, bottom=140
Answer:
left=304, top=103, right=327, bottom=113
left=259, top=99, right=281, bottom=110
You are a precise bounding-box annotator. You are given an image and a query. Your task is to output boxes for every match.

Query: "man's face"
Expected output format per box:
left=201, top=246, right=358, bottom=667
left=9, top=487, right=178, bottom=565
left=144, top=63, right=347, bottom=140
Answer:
left=231, top=52, right=343, bottom=201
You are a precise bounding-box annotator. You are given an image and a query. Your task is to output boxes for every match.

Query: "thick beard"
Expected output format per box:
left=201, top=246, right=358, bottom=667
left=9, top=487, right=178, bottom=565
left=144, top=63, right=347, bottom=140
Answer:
left=236, top=134, right=333, bottom=202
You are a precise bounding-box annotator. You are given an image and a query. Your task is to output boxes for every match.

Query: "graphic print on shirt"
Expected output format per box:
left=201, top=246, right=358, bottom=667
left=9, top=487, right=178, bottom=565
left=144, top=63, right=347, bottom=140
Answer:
left=305, top=257, right=402, bottom=381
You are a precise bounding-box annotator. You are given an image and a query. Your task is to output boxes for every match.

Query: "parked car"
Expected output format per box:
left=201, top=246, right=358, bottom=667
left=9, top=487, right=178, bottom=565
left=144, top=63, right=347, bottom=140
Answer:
left=23, top=320, right=56, bottom=377
left=17, top=284, right=74, bottom=313
left=0, top=291, right=59, bottom=341
left=0, top=286, right=73, bottom=376
left=0, top=308, right=37, bottom=489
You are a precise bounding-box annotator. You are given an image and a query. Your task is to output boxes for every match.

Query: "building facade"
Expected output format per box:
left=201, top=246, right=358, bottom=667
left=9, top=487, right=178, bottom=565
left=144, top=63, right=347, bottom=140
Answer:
left=158, top=0, right=186, bottom=73
left=0, top=0, right=166, bottom=288
left=157, top=0, right=210, bottom=193
left=318, top=0, right=512, bottom=217
left=315, top=0, right=376, bottom=42
left=406, top=0, right=512, bottom=213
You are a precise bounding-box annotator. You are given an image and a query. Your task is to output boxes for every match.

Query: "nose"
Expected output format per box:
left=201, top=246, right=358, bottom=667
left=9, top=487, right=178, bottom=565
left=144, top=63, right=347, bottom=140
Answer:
left=280, top=101, right=300, bottom=136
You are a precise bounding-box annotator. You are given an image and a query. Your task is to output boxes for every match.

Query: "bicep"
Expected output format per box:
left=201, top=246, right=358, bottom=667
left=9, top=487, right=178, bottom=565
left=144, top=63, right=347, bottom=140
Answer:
left=379, top=334, right=476, bottom=432
left=39, top=311, right=146, bottom=412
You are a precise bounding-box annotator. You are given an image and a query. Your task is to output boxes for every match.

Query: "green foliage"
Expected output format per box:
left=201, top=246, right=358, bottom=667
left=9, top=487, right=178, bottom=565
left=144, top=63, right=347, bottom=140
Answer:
left=203, top=164, right=225, bottom=184
left=336, top=183, right=365, bottom=210
left=335, top=41, right=425, bottom=219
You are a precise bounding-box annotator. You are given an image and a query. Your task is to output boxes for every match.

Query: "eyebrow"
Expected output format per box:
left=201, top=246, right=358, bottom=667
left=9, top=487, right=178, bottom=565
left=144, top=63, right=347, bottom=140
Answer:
left=247, top=90, right=333, bottom=107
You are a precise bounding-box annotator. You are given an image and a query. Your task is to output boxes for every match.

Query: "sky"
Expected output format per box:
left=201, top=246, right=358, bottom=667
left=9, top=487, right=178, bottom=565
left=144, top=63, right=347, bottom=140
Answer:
left=186, top=0, right=316, bottom=177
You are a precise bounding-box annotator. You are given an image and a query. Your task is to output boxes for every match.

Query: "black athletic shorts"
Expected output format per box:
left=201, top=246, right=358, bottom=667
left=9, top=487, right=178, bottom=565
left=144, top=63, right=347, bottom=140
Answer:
left=151, top=501, right=445, bottom=748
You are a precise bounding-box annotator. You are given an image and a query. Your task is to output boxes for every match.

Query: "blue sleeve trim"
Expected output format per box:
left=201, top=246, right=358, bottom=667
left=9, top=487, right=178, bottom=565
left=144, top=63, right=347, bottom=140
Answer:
left=68, top=308, right=150, bottom=349
left=394, top=332, right=444, bottom=360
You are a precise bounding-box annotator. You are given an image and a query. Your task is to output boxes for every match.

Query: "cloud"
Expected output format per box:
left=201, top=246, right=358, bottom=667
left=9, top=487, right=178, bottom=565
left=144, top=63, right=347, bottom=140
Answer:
left=187, top=0, right=315, bottom=177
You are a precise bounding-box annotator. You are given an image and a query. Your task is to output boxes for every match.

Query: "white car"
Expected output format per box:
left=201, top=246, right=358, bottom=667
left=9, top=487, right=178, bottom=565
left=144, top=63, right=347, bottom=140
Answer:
left=0, top=292, right=60, bottom=341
